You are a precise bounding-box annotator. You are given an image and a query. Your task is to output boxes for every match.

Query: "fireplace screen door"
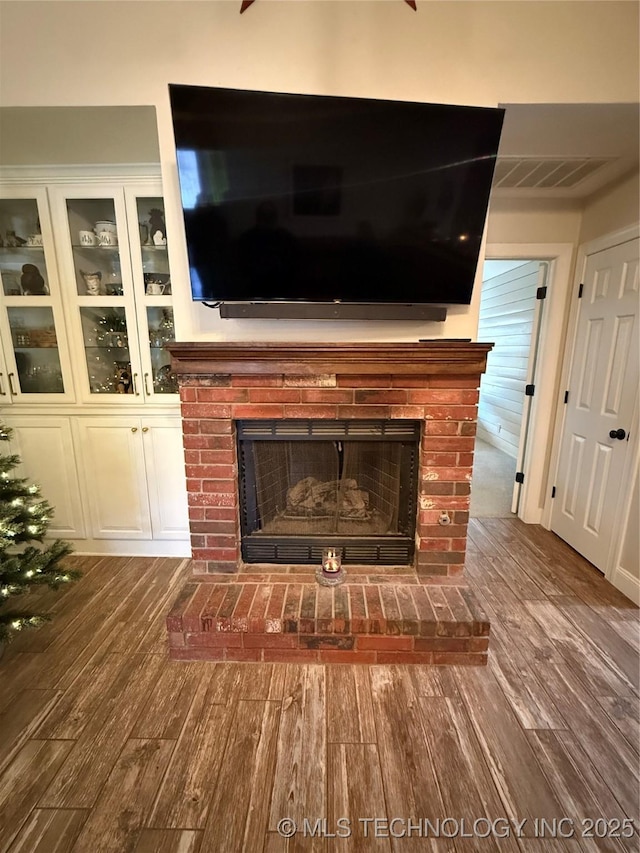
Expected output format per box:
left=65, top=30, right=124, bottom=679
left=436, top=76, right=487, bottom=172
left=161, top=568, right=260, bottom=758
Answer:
left=237, top=419, right=420, bottom=564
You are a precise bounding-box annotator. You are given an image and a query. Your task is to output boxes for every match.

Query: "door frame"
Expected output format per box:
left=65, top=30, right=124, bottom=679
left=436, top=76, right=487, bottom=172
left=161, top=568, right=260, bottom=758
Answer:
left=483, top=242, right=575, bottom=524
left=545, top=223, right=640, bottom=599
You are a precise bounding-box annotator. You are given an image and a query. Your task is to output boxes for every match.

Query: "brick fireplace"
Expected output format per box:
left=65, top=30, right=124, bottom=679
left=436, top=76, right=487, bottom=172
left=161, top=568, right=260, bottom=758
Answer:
left=165, top=341, right=493, bottom=664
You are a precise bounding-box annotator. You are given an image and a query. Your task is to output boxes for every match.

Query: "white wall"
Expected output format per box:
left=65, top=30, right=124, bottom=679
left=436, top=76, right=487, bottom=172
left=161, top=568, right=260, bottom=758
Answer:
left=579, top=170, right=640, bottom=245
left=477, top=260, right=541, bottom=457
left=1, top=0, right=637, bottom=342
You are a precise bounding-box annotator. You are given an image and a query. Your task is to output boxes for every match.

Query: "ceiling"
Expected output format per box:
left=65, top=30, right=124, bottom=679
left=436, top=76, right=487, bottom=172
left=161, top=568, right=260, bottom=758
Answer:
left=494, top=103, right=639, bottom=200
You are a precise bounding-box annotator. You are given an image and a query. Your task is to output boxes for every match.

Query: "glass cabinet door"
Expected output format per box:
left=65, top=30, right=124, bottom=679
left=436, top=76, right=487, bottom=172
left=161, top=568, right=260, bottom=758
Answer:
left=79, top=305, right=139, bottom=396
left=0, top=198, right=49, bottom=297
left=129, top=193, right=177, bottom=399
left=7, top=306, right=65, bottom=394
left=0, top=194, right=73, bottom=401
left=53, top=188, right=143, bottom=403
left=146, top=306, right=177, bottom=394
left=65, top=198, right=124, bottom=297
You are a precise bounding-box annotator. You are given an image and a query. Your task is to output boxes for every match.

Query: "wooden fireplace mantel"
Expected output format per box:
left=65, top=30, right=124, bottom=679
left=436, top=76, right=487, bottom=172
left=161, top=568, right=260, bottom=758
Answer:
left=167, top=341, right=493, bottom=377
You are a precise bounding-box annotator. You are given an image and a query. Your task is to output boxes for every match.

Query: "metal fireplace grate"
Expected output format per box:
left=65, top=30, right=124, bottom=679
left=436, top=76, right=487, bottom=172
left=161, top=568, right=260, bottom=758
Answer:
left=237, top=419, right=420, bottom=440
left=237, top=419, right=420, bottom=566
left=242, top=538, right=413, bottom=565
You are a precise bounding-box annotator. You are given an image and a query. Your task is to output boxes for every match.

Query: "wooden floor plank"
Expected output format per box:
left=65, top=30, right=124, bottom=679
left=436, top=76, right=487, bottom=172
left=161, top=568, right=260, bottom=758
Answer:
left=487, top=636, right=566, bottom=730
left=416, top=697, right=521, bottom=852
left=268, top=665, right=326, bottom=831
left=148, top=669, right=234, bottom=829
left=527, top=729, right=634, bottom=853
left=552, top=598, right=640, bottom=693
left=103, top=559, right=188, bottom=655
left=70, top=738, right=175, bottom=853
left=3, top=556, right=127, bottom=655
left=233, top=662, right=287, bottom=701
left=131, top=661, right=204, bottom=739
left=17, top=559, right=159, bottom=691
left=530, top=663, right=640, bottom=816
left=0, top=741, right=73, bottom=853
left=33, top=653, right=128, bottom=740
left=326, top=666, right=376, bottom=743
left=468, top=521, right=549, bottom=600
left=471, top=582, right=560, bottom=665
left=39, top=653, right=166, bottom=809
left=327, top=743, right=390, bottom=852
left=594, top=695, right=640, bottom=750
left=200, top=700, right=280, bottom=853
left=0, top=689, right=61, bottom=774
left=480, top=518, right=577, bottom=598
left=6, top=808, right=88, bottom=853
left=134, top=829, right=202, bottom=853
left=369, top=666, right=444, bottom=820
left=453, top=665, right=565, bottom=825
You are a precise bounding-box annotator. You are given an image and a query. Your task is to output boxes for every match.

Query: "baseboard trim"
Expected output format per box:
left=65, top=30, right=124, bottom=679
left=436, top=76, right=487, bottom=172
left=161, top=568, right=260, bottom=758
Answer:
left=609, top=566, right=640, bottom=605
left=59, top=538, right=191, bottom=558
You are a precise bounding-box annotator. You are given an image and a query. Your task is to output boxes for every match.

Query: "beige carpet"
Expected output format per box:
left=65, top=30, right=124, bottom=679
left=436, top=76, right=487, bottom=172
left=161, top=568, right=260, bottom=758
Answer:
left=470, top=438, right=518, bottom=518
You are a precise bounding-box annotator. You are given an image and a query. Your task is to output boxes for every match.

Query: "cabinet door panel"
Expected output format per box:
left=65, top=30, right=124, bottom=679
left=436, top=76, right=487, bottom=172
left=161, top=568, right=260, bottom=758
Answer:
left=5, top=417, right=85, bottom=538
left=142, top=419, right=189, bottom=540
left=0, top=190, right=75, bottom=402
left=75, top=418, right=151, bottom=539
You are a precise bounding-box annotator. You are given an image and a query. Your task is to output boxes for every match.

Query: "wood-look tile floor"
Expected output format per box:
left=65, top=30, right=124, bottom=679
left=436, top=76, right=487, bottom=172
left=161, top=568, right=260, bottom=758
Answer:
left=0, top=519, right=638, bottom=852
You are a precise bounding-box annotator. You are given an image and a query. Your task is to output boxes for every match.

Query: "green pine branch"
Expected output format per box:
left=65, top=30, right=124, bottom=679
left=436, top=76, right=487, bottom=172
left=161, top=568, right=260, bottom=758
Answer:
left=0, top=422, right=79, bottom=644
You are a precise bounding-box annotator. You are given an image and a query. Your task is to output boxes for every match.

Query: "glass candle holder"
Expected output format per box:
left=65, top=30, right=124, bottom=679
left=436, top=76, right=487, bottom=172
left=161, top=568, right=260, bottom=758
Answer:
left=322, top=547, right=341, bottom=574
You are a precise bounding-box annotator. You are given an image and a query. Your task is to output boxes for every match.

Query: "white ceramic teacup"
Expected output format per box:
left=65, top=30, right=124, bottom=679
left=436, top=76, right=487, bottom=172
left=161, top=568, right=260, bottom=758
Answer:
left=97, top=231, right=118, bottom=247
left=79, top=230, right=98, bottom=246
left=146, top=280, right=165, bottom=295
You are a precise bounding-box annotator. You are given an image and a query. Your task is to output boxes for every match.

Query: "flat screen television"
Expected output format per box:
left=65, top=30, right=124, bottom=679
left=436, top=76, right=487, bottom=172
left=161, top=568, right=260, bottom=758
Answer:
left=169, top=84, right=504, bottom=308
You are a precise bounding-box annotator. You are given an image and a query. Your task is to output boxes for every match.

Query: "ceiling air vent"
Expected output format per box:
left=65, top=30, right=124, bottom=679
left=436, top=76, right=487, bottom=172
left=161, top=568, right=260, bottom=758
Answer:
left=494, top=157, right=613, bottom=190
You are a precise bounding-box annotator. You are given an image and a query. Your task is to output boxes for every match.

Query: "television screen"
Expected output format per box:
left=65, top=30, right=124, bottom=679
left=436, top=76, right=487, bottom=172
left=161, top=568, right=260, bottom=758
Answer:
left=169, top=84, right=504, bottom=305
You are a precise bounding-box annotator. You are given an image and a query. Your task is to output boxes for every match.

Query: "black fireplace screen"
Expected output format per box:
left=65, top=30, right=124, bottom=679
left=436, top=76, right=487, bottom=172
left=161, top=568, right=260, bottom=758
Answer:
left=237, top=419, right=420, bottom=564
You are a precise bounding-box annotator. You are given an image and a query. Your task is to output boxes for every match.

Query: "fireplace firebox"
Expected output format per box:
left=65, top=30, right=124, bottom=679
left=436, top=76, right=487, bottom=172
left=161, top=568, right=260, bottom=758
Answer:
left=237, top=419, right=420, bottom=564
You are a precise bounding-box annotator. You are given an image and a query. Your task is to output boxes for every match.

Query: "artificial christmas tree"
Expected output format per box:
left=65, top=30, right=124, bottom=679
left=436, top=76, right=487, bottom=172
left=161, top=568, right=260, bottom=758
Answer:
left=0, top=423, right=79, bottom=644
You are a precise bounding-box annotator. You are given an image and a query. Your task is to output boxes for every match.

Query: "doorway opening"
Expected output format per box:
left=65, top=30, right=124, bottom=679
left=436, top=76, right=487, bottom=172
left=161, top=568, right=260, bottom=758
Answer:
left=471, top=259, right=548, bottom=519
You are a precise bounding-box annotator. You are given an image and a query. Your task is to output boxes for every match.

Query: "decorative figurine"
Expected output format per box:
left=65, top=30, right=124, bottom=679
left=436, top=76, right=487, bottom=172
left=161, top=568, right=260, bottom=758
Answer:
left=148, top=208, right=167, bottom=245
left=80, top=269, right=104, bottom=296
left=6, top=230, right=27, bottom=247
left=116, top=364, right=132, bottom=394
left=20, top=263, right=46, bottom=295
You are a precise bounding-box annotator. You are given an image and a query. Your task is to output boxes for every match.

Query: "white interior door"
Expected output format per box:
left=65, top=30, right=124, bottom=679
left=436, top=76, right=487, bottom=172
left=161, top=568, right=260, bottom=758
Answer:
left=551, top=237, right=639, bottom=571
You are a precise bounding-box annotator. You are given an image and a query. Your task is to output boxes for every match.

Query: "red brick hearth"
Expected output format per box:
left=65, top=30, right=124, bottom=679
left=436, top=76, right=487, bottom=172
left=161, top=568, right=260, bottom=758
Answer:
left=167, top=571, right=490, bottom=665
left=166, top=341, right=493, bottom=664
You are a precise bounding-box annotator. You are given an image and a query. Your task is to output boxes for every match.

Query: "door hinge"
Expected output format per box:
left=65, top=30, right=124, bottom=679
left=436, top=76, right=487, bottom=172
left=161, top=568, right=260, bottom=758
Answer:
left=536, top=285, right=547, bottom=300
left=578, top=283, right=584, bottom=298
left=552, top=486, right=556, bottom=498
left=515, top=472, right=525, bottom=484
left=525, top=384, right=535, bottom=397
left=564, top=390, right=569, bottom=404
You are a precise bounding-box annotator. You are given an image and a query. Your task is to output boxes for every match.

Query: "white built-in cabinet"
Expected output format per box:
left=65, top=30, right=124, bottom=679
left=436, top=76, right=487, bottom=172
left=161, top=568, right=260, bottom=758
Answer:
left=75, top=416, right=189, bottom=542
left=0, top=170, right=189, bottom=556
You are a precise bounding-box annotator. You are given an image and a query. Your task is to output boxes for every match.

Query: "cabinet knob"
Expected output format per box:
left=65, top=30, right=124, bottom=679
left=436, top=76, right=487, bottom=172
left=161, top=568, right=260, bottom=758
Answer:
left=144, top=372, right=151, bottom=396
left=142, top=427, right=149, bottom=433
left=0, top=373, right=5, bottom=396
left=7, top=373, right=17, bottom=395
left=131, top=427, right=138, bottom=433
left=132, top=373, right=140, bottom=395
